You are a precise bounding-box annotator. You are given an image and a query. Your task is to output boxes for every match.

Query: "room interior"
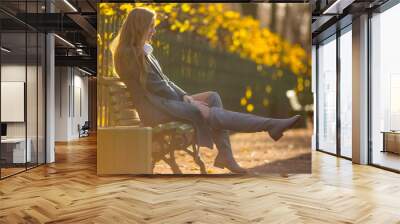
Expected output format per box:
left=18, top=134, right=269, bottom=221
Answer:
left=0, top=0, right=96, bottom=179
left=0, top=0, right=399, bottom=222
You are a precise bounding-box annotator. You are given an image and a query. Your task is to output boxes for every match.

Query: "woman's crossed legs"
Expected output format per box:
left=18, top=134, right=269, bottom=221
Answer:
left=184, top=91, right=301, bottom=173
left=185, top=91, right=214, bottom=120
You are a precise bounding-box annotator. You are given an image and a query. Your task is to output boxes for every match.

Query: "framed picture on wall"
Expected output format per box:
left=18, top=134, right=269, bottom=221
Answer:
left=1, top=81, right=25, bottom=122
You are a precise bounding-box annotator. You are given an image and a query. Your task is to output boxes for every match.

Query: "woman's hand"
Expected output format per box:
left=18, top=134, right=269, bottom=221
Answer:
left=184, top=95, right=208, bottom=106
left=190, top=100, right=210, bottom=119
left=191, top=100, right=208, bottom=107
left=183, top=95, right=194, bottom=104
left=183, top=95, right=210, bottom=118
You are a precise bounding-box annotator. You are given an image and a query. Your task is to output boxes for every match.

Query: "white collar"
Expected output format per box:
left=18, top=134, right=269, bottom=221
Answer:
left=143, top=43, right=153, bottom=55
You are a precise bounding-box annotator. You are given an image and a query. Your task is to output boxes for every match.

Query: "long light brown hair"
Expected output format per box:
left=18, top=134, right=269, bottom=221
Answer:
left=110, top=7, right=156, bottom=89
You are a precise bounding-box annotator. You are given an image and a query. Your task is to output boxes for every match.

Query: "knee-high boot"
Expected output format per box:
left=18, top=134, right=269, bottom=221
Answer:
left=211, top=129, right=248, bottom=174
left=208, top=107, right=301, bottom=141
left=203, top=92, right=247, bottom=173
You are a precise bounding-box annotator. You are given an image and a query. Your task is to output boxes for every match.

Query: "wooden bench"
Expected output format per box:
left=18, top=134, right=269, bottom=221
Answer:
left=99, top=76, right=207, bottom=174
left=97, top=123, right=207, bottom=175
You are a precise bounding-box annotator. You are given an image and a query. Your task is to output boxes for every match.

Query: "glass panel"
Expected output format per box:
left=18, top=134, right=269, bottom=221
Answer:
left=371, top=4, right=400, bottom=171
left=34, top=0, right=45, bottom=166
left=26, top=0, right=38, bottom=169
left=317, top=36, right=337, bottom=154
left=339, top=28, right=352, bottom=158
left=38, top=32, right=45, bottom=165
left=27, top=30, right=38, bottom=169
left=1, top=30, right=27, bottom=177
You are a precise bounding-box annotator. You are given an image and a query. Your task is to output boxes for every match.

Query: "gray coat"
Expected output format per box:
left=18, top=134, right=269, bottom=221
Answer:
left=118, top=53, right=214, bottom=148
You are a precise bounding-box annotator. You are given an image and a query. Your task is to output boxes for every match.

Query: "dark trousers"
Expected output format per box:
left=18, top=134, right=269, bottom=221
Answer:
left=193, top=92, right=271, bottom=158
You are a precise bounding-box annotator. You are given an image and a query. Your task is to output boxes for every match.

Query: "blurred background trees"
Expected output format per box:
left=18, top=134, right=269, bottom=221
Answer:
left=239, top=3, right=310, bottom=53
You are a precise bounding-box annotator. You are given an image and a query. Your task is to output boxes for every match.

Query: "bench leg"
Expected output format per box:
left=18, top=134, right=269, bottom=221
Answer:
left=192, top=144, right=207, bottom=174
left=163, top=151, right=182, bottom=174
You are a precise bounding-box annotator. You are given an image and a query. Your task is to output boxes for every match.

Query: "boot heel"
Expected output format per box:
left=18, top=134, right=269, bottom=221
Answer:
left=214, top=157, right=248, bottom=173
left=269, top=132, right=283, bottom=141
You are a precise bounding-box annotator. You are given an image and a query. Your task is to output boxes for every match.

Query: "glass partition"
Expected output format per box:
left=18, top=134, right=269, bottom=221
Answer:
left=317, top=35, right=337, bottom=154
left=27, top=30, right=38, bottom=169
left=339, top=26, right=352, bottom=158
left=1, top=30, right=28, bottom=177
left=0, top=1, right=46, bottom=179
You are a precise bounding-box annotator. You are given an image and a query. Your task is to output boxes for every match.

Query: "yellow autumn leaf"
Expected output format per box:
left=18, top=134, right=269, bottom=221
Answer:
left=181, top=3, right=190, bottom=12
left=163, top=4, right=173, bottom=13
left=245, top=88, right=252, bottom=99
left=246, top=104, right=254, bottom=112
left=263, top=99, right=269, bottom=107
left=103, top=8, right=115, bottom=16
left=120, top=3, right=133, bottom=13
left=240, top=97, right=247, bottom=106
left=265, top=85, right=272, bottom=94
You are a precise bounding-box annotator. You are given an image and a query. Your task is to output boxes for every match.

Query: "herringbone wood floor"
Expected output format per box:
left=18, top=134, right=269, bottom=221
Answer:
left=1, top=135, right=400, bottom=223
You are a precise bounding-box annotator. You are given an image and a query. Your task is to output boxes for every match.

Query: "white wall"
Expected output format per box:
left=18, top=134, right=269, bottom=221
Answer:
left=1, top=64, right=26, bottom=81
left=72, top=73, right=89, bottom=138
left=55, top=67, right=89, bottom=141
left=55, top=66, right=69, bottom=141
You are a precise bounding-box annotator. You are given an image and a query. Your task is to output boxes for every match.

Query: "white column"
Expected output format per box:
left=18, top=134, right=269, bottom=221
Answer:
left=352, top=14, right=369, bottom=164
left=45, top=1, right=55, bottom=163
left=55, top=67, right=73, bottom=141
left=46, top=33, right=55, bottom=163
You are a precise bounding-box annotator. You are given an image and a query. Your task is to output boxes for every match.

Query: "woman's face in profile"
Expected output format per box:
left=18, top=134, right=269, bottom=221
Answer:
left=146, top=19, right=156, bottom=42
